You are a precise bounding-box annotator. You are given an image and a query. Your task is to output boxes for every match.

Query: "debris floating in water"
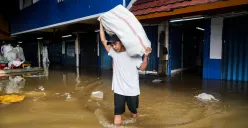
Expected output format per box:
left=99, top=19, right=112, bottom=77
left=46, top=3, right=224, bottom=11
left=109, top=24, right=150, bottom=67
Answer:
left=39, top=86, right=45, bottom=91
left=64, top=93, right=71, bottom=99
left=0, top=94, right=25, bottom=104
left=63, top=93, right=77, bottom=102
left=91, top=91, right=103, bottom=100
left=194, top=93, right=219, bottom=101
left=66, top=94, right=71, bottom=99
left=25, top=91, right=46, bottom=97
left=152, top=79, right=163, bottom=83
left=26, top=66, right=31, bottom=69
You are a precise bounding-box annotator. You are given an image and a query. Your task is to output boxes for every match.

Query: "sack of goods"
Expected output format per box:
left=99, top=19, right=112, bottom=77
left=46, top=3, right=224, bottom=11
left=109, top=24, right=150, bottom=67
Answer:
left=99, top=5, right=151, bottom=57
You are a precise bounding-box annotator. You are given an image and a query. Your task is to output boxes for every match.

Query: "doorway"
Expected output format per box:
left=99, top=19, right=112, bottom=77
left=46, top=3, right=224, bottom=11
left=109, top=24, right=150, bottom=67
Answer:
left=169, top=19, right=208, bottom=77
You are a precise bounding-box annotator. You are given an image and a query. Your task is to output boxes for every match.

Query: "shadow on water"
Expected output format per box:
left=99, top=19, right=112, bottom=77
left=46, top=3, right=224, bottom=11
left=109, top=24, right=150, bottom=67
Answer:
left=0, top=65, right=248, bottom=128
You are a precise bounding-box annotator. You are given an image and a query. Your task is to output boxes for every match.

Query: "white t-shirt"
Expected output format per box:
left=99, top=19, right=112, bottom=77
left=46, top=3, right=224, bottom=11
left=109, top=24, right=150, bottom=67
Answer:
left=108, top=48, right=143, bottom=96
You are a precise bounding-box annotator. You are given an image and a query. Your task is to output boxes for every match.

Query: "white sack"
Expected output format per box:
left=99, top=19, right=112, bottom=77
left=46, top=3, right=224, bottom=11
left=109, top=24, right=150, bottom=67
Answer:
left=14, top=46, right=25, bottom=61
left=6, top=50, right=17, bottom=62
left=99, top=5, right=151, bottom=56
left=3, top=44, right=13, bottom=58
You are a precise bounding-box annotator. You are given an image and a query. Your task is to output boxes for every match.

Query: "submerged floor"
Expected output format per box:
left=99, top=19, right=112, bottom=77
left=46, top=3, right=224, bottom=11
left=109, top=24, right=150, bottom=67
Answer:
left=0, top=66, right=248, bottom=128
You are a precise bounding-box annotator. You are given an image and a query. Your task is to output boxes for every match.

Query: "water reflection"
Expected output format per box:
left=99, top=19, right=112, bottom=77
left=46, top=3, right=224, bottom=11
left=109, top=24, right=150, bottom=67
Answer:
left=43, top=62, right=49, bottom=79
left=1, top=67, right=248, bottom=128
left=62, top=73, right=67, bottom=86
left=202, top=80, right=248, bottom=100
left=0, top=75, right=25, bottom=94
left=75, top=67, right=81, bottom=86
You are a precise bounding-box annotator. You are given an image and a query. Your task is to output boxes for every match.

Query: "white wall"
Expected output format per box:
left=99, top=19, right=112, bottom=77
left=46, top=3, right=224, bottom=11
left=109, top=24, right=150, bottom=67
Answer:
left=210, top=17, right=223, bottom=59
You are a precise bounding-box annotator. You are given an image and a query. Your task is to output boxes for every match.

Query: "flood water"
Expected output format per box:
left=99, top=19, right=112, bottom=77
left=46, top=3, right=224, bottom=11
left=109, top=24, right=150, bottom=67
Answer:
left=1, top=66, right=248, bottom=128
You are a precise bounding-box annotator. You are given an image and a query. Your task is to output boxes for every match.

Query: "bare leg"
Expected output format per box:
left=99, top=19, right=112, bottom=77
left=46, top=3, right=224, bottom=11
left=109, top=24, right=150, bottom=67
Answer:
left=132, top=113, right=138, bottom=118
left=114, top=115, right=122, bottom=125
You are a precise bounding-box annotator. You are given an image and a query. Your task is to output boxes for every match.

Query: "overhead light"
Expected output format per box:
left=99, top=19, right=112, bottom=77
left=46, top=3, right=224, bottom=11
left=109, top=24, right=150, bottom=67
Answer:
left=37, top=37, right=43, bottom=40
left=94, top=30, right=100, bottom=32
left=18, top=41, right=22, bottom=44
left=196, top=27, right=204, bottom=31
left=62, top=35, right=72, bottom=38
left=170, top=16, right=204, bottom=23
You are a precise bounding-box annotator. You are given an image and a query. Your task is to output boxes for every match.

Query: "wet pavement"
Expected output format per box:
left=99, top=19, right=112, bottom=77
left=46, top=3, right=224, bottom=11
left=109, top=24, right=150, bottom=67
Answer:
left=0, top=66, right=248, bottom=128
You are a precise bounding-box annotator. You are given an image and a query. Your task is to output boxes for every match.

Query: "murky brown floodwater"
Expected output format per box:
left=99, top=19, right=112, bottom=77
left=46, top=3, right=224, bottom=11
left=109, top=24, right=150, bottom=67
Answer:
left=1, top=66, right=248, bottom=128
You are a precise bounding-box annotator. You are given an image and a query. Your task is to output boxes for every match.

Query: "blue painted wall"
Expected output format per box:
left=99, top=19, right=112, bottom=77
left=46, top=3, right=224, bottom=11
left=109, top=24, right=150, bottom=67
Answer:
left=11, top=0, right=123, bottom=34
left=100, top=34, right=112, bottom=69
left=222, top=16, right=248, bottom=81
left=144, top=26, right=158, bottom=71
left=203, top=19, right=222, bottom=80
left=126, top=0, right=132, bottom=6
left=100, top=43, right=112, bottom=69
left=203, top=20, right=211, bottom=79
left=208, top=59, right=222, bottom=79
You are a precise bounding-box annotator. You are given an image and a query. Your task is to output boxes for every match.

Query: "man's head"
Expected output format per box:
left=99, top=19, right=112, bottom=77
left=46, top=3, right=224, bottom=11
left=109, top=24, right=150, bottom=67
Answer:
left=107, top=35, right=124, bottom=52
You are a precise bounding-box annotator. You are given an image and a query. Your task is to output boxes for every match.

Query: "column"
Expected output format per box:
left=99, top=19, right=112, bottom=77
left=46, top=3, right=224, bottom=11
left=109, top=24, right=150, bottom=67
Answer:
left=38, top=40, right=41, bottom=67
left=62, top=41, right=65, bottom=65
left=165, top=20, right=169, bottom=76
left=97, top=33, right=100, bottom=67
left=75, top=34, right=80, bottom=67
left=157, top=24, right=164, bottom=74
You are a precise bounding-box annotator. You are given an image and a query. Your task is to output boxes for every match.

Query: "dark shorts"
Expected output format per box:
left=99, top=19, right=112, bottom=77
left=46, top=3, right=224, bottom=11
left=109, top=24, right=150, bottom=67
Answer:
left=114, top=93, right=139, bottom=115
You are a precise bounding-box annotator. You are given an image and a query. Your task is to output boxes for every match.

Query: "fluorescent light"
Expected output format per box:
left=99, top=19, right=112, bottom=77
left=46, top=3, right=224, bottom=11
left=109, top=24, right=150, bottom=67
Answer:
left=62, top=35, right=72, bottom=38
left=18, top=42, right=22, bottom=44
left=170, top=17, right=204, bottom=23
left=94, top=29, right=100, bottom=32
left=37, top=37, right=43, bottom=40
left=196, top=27, right=205, bottom=31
